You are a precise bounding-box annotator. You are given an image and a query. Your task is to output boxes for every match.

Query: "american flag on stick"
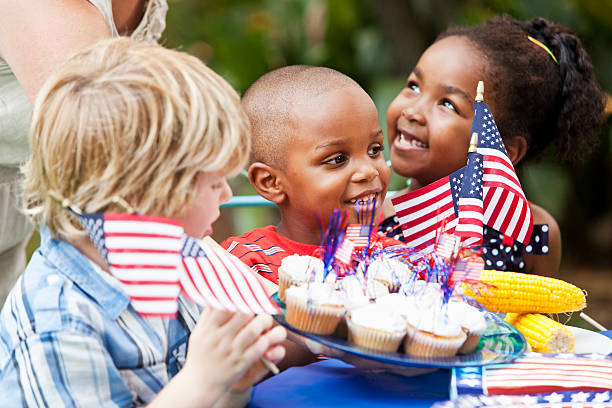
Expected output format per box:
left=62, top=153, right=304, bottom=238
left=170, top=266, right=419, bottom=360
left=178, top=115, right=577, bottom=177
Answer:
left=392, top=81, right=532, bottom=251
left=179, top=235, right=280, bottom=314
left=334, top=236, right=355, bottom=265
left=454, top=133, right=484, bottom=247
left=76, top=212, right=183, bottom=317
left=345, top=224, right=372, bottom=248
left=78, top=211, right=278, bottom=317
left=449, top=257, right=484, bottom=285
left=391, top=168, right=463, bottom=252
left=474, top=82, right=532, bottom=245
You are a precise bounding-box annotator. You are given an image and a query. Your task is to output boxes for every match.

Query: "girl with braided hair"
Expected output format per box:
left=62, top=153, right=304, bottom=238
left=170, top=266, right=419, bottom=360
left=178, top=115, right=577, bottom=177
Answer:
left=381, top=15, right=606, bottom=276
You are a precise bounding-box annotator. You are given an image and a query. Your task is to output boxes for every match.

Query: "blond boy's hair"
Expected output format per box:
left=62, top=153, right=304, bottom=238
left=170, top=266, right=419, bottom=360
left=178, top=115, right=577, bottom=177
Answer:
left=22, top=38, right=249, bottom=241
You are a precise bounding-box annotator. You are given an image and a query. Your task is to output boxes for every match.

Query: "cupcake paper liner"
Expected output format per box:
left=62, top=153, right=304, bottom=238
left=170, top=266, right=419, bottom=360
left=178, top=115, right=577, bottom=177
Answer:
left=346, top=316, right=406, bottom=352
left=458, top=330, right=482, bottom=354
left=404, top=323, right=467, bottom=357
left=285, top=297, right=344, bottom=335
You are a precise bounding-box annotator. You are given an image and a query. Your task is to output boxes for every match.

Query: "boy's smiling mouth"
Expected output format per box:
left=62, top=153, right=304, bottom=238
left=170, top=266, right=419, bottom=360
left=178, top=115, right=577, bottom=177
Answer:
left=345, top=191, right=379, bottom=205
left=394, top=130, right=428, bottom=150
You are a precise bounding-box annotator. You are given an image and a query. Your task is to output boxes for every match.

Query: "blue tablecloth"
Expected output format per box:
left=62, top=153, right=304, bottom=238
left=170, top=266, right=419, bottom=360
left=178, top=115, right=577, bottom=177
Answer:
left=249, top=330, right=612, bottom=408
left=249, top=359, right=450, bottom=407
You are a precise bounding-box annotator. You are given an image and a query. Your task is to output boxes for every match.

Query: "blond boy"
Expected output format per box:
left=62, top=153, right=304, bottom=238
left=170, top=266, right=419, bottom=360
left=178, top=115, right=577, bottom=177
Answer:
left=0, top=38, right=285, bottom=407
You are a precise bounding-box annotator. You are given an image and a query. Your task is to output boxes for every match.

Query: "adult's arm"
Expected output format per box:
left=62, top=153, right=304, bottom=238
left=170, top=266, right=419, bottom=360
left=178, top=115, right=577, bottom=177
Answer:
left=0, top=0, right=111, bottom=103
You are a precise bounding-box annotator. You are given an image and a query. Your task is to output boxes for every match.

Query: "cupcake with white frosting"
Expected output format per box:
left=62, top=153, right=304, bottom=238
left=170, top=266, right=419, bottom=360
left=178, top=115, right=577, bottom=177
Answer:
left=285, top=283, right=345, bottom=335
left=347, top=303, right=407, bottom=352
left=362, top=256, right=413, bottom=293
left=278, top=255, right=325, bottom=302
left=403, top=301, right=467, bottom=357
left=446, top=299, right=487, bottom=354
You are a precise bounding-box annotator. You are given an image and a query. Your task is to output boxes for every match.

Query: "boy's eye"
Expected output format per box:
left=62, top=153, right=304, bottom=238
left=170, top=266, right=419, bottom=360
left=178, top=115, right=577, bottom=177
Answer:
left=407, top=81, right=420, bottom=94
left=368, top=144, right=384, bottom=157
left=442, top=99, right=458, bottom=113
left=324, top=154, right=347, bottom=166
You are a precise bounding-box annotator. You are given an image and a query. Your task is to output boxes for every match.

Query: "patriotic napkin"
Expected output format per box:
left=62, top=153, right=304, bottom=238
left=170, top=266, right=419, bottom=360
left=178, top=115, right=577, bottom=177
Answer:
left=451, top=352, right=612, bottom=397
left=77, top=212, right=279, bottom=317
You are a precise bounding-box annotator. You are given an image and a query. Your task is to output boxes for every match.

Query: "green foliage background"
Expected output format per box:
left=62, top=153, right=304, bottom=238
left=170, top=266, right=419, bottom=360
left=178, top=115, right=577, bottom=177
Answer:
left=162, top=0, right=612, bottom=267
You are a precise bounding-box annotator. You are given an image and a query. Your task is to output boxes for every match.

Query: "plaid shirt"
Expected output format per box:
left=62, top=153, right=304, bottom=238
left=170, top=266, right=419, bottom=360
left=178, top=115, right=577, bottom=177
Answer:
left=0, top=227, right=200, bottom=407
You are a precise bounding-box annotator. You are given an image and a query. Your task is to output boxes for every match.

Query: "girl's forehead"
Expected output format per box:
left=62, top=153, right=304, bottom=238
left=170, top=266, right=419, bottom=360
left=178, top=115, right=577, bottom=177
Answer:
left=415, top=36, right=486, bottom=94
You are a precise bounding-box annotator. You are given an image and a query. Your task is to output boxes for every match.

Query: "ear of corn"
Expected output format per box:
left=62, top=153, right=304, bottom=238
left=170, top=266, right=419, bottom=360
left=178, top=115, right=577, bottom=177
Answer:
left=461, top=270, right=586, bottom=313
left=505, top=313, right=575, bottom=353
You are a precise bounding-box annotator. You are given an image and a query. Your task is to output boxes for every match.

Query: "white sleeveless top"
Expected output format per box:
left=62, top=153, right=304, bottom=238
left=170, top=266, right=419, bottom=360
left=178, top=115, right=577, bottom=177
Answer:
left=0, top=0, right=168, bottom=169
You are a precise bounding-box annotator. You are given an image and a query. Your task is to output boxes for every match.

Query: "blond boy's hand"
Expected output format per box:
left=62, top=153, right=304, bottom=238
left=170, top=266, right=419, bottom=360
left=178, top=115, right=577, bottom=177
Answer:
left=177, top=308, right=286, bottom=405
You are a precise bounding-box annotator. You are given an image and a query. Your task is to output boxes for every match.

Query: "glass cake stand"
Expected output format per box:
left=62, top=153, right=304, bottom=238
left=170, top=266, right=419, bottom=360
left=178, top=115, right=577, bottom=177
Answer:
left=272, top=293, right=526, bottom=376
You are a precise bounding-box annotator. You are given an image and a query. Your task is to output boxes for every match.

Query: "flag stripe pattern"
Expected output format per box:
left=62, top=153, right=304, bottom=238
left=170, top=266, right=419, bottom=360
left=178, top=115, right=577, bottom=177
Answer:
left=454, top=150, right=484, bottom=247
left=449, top=258, right=484, bottom=284
left=335, top=238, right=355, bottom=264
left=485, top=354, right=612, bottom=395
left=454, top=352, right=612, bottom=397
left=179, top=235, right=280, bottom=315
left=345, top=224, right=373, bottom=248
left=78, top=212, right=279, bottom=317
left=77, top=212, right=183, bottom=317
left=391, top=170, right=461, bottom=252
left=476, top=104, right=533, bottom=245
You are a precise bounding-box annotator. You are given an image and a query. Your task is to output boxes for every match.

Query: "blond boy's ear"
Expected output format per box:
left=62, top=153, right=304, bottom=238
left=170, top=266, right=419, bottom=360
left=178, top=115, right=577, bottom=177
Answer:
left=504, top=135, right=528, bottom=165
left=248, top=162, right=287, bottom=205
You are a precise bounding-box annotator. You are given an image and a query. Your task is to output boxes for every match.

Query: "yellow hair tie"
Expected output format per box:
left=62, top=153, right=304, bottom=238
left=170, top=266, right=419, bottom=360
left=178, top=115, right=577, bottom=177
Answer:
left=527, top=36, right=558, bottom=64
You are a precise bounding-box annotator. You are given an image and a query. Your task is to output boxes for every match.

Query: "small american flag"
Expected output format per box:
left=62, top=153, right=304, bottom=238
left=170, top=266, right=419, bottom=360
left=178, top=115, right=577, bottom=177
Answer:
left=78, top=212, right=278, bottom=317
left=391, top=168, right=463, bottom=252
left=476, top=103, right=533, bottom=245
left=77, top=212, right=183, bottom=317
left=334, top=237, right=355, bottom=264
left=449, top=257, right=484, bottom=285
left=454, top=147, right=484, bottom=247
left=434, top=233, right=461, bottom=261
left=345, top=224, right=372, bottom=248
left=179, top=236, right=279, bottom=315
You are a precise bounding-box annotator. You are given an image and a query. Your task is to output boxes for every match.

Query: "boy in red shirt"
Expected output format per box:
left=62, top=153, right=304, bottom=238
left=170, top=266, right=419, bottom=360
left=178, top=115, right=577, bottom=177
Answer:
left=222, top=65, right=401, bottom=285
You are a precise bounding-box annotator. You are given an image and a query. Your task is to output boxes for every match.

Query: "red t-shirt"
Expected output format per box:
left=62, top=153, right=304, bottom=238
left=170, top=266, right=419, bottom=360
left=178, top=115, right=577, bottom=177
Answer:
left=221, top=225, right=403, bottom=284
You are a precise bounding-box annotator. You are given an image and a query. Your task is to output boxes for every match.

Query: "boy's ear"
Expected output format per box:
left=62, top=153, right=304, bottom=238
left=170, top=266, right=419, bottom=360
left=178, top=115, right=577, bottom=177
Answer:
left=248, top=162, right=287, bottom=205
left=504, top=136, right=528, bottom=165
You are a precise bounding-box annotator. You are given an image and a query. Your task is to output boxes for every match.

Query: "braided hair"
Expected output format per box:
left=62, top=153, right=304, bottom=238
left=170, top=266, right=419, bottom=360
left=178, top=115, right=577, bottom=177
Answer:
left=439, top=15, right=605, bottom=163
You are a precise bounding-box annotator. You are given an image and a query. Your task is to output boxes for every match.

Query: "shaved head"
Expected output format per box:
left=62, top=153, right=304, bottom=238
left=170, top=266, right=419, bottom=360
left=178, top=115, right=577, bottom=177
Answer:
left=242, top=65, right=361, bottom=169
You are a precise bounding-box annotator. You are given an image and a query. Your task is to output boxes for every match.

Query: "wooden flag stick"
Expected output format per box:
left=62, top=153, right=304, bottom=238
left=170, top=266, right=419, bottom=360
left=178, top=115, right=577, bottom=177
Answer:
left=580, top=312, right=607, bottom=331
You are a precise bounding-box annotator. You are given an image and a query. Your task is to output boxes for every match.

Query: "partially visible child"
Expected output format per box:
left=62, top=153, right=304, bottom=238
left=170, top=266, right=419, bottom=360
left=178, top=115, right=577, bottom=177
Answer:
left=380, top=15, right=606, bottom=276
left=222, top=65, right=401, bottom=285
left=0, top=38, right=285, bottom=407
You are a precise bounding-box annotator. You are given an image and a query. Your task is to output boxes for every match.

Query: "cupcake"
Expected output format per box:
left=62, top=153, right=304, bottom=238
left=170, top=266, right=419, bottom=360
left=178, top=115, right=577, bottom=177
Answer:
left=362, top=256, right=413, bottom=293
left=403, top=301, right=467, bottom=357
left=446, top=300, right=487, bottom=354
left=347, top=303, right=407, bottom=352
left=285, top=283, right=345, bottom=335
left=278, top=255, right=325, bottom=302
left=338, top=274, right=370, bottom=311
left=339, top=274, right=391, bottom=311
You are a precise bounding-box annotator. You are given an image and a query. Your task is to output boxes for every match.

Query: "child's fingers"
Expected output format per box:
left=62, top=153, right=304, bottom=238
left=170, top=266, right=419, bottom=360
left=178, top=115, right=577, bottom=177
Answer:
left=220, top=311, right=256, bottom=338
left=232, top=314, right=274, bottom=351
left=263, top=344, right=286, bottom=364
left=240, top=323, right=286, bottom=364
